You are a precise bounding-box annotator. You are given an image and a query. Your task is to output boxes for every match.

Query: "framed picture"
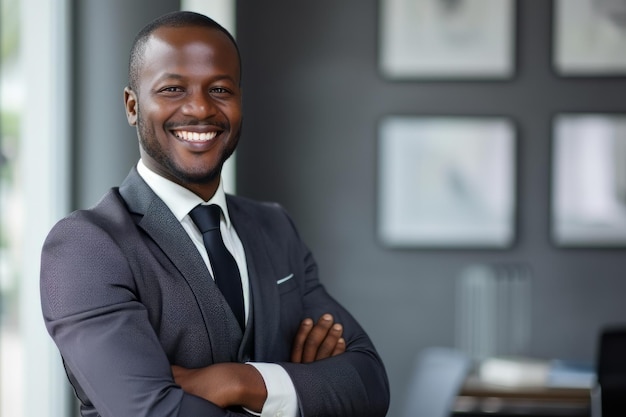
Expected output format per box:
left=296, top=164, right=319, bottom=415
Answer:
left=377, top=116, right=516, bottom=248
left=552, top=114, right=626, bottom=247
left=379, top=0, right=516, bottom=79
left=553, top=0, right=626, bottom=76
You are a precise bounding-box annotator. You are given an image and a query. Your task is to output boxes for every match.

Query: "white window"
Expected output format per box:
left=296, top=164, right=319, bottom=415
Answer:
left=0, top=0, right=72, bottom=415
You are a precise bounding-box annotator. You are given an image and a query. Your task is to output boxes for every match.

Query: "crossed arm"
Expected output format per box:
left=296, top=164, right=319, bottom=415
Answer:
left=171, top=314, right=346, bottom=412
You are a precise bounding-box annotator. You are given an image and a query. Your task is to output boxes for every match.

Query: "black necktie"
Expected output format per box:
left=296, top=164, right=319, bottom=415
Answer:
left=189, top=204, right=245, bottom=330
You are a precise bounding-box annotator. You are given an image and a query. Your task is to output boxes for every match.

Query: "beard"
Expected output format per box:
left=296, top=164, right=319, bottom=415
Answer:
left=137, top=111, right=240, bottom=186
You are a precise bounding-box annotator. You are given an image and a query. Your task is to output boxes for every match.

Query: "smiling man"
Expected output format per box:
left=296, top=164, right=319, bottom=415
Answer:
left=127, top=21, right=242, bottom=201
left=40, top=10, right=389, bottom=417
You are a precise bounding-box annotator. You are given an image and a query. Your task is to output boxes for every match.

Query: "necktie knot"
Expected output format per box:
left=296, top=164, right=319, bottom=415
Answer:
left=189, top=204, right=221, bottom=233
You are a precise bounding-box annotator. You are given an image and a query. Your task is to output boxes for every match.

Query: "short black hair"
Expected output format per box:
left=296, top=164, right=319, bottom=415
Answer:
left=128, top=10, right=241, bottom=91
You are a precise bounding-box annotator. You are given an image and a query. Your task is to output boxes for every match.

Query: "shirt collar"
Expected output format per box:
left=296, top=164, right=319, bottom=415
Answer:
left=136, top=159, right=233, bottom=228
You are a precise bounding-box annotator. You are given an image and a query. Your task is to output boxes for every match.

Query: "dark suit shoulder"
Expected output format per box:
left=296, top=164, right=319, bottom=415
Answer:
left=226, top=194, right=312, bottom=262
left=225, top=193, right=283, bottom=213
left=56, top=188, right=133, bottom=232
left=43, top=186, right=137, bottom=257
left=226, top=194, right=294, bottom=229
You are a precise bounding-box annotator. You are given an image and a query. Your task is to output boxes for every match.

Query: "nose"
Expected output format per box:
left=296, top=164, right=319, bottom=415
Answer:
left=181, top=90, right=216, bottom=119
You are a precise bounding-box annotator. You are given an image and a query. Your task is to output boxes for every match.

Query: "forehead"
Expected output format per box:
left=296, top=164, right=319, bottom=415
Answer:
left=138, top=25, right=240, bottom=83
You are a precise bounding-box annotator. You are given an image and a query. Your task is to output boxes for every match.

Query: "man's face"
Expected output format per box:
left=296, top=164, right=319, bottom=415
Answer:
left=124, top=25, right=242, bottom=195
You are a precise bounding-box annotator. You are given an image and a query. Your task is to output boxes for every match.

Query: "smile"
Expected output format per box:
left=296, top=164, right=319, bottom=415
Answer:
left=173, top=130, right=218, bottom=142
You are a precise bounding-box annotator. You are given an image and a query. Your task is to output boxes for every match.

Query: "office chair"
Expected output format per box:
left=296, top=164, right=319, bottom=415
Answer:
left=402, top=347, right=471, bottom=417
left=594, top=326, right=626, bottom=417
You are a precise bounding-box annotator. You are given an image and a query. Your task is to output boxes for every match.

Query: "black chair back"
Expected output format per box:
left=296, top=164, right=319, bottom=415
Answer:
left=597, top=326, right=626, bottom=416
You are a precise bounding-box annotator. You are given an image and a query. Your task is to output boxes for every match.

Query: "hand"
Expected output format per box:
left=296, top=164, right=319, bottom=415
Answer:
left=291, top=313, right=346, bottom=363
left=171, top=362, right=267, bottom=412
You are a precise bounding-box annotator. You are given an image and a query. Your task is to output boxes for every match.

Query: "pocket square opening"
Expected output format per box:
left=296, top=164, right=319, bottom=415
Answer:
left=277, top=274, right=294, bottom=284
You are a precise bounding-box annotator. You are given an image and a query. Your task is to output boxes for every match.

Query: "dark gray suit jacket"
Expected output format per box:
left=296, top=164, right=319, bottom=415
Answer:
left=40, top=168, right=389, bottom=417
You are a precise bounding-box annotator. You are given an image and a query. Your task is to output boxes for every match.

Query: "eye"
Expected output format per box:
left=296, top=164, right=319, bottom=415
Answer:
left=210, top=87, right=231, bottom=95
left=158, top=86, right=184, bottom=95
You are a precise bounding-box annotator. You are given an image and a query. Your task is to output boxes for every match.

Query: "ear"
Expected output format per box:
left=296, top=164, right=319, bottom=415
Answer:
left=124, top=86, right=138, bottom=126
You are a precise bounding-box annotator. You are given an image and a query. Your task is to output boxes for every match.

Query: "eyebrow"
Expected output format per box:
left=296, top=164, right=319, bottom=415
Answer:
left=155, top=73, right=185, bottom=82
left=155, top=73, right=237, bottom=84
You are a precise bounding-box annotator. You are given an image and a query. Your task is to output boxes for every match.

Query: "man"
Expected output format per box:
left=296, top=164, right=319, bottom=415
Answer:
left=40, top=10, right=389, bottom=417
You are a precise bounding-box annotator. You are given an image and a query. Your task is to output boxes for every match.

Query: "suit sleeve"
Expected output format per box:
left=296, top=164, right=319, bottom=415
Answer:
left=40, top=213, right=248, bottom=417
left=273, top=207, right=390, bottom=417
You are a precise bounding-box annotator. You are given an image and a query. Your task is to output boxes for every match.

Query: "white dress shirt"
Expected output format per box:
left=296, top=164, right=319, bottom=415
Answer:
left=137, top=160, right=298, bottom=417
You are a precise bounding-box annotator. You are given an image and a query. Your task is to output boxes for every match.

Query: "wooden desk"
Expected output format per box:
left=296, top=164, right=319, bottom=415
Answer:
left=452, top=375, right=591, bottom=417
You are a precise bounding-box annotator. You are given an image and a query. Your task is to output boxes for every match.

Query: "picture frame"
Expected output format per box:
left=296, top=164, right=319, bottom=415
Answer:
left=377, top=116, right=516, bottom=248
left=553, top=0, right=626, bottom=76
left=379, top=0, right=516, bottom=80
left=552, top=114, right=626, bottom=247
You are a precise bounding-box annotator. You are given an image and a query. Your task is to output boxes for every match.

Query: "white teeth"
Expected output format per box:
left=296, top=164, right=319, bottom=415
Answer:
left=174, top=130, right=218, bottom=141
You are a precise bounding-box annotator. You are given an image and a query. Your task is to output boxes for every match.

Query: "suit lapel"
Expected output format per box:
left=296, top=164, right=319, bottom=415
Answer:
left=119, top=168, right=242, bottom=363
left=227, top=197, right=281, bottom=361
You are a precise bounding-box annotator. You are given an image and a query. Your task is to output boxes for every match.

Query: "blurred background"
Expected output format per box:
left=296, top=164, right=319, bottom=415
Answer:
left=1, top=1, right=626, bottom=416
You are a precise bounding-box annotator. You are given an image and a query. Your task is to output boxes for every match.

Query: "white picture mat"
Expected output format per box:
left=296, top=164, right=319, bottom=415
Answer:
left=552, top=114, right=626, bottom=246
left=379, top=0, right=515, bottom=79
left=378, top=117, right=516, bottom=248
left=554, top=0, right=626, bottom=75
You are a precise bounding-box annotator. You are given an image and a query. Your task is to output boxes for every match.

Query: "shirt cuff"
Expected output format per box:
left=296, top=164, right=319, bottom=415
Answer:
left=245, top=362, right=298, bottom=417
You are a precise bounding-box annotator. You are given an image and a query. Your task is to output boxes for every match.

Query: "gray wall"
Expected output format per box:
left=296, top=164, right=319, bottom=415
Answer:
left=235, top=2, right=626, bottom=416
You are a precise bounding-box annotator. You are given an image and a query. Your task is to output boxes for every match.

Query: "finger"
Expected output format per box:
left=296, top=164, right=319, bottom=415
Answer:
left=331, top=337, right=346, bottom=357
left=291, top=318, right=314, bottom=363
left=301, top=314, right=334, bottom=363
left=314, top=323, right=343, bottom=361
